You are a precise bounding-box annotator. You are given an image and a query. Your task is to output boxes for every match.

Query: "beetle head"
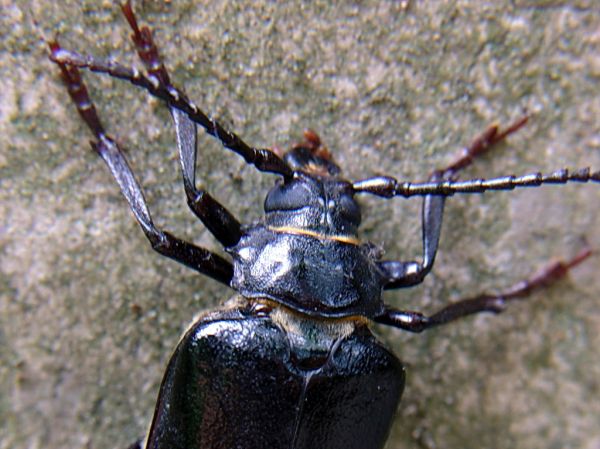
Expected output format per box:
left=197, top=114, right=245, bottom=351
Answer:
left=264, top=130, right=361, bottom=237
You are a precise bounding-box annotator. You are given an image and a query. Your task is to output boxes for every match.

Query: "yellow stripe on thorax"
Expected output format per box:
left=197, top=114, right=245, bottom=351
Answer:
left=268, top=225, right=360, bottom=245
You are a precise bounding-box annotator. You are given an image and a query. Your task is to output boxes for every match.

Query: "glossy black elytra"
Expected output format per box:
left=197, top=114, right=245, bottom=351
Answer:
left=48, top=3, right=599, bottom=449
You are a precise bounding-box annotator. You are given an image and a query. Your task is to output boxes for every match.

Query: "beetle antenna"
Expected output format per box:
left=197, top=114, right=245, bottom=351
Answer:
left=47, top=10, right=293, bottom=179
left=353, top=167, right=600, bottom=198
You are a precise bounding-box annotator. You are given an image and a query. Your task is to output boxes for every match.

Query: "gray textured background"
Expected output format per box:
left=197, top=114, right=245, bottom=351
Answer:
left=2, top=1, right=600, bottom=449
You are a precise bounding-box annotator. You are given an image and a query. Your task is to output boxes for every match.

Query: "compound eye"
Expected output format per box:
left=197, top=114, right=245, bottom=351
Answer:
left=264, top=180, right=313, bottom=212
left=338, top=194, right=361, bottom=227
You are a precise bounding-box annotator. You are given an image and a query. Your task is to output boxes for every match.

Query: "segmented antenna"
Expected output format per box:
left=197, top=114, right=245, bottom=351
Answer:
left=353, top=168, right=600, bottom=198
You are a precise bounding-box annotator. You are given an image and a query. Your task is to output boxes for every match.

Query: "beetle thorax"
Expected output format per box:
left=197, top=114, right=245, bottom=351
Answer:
left=228, top=171, right=385, bottom=319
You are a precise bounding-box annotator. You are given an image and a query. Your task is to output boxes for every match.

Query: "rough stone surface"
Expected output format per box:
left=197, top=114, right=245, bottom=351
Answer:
left=1, top=1, right=599, bottom=449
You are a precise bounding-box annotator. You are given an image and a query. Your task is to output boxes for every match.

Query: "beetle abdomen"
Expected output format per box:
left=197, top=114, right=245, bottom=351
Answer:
left=144, top=299, right=404, bottom=449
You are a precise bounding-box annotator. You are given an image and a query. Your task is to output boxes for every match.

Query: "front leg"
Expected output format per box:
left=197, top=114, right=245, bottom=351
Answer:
left=378, top=116, right=530, bottom=289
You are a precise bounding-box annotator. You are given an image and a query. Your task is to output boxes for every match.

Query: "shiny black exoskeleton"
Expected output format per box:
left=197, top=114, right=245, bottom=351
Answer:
left=231, top=172, right=385, bottom=318
left=149, top=297, right=403, bottom=449
left=49, top=3, right=598, bottom=449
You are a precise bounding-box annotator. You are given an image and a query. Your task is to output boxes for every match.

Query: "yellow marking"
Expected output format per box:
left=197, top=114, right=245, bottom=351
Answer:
left=268, top=225, right=360, bottom=245
left=255, top=298, right=371, bottom=326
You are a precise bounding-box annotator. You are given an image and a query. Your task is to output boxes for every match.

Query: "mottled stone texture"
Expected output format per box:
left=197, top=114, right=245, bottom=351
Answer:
left=1, top=1, right=599, bottom=449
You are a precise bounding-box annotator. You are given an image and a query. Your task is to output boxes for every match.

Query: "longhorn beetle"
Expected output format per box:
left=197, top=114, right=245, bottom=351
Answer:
left=48, top=2, right=598, bottom=449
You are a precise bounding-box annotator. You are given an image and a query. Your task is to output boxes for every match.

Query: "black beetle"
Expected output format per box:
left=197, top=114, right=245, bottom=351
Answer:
left=48, top=3, right=598, bottom=449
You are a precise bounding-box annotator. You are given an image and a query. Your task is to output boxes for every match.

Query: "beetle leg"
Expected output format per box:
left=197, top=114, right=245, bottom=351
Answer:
left=375, top=248, right=592, bottom=332
left=49, top=43, right=233, bottom=285
left=377, top=116, right=530, bottom=289
left=119, top=1, right=244, bottom=247
left=47, top=6, right=292, bottom=179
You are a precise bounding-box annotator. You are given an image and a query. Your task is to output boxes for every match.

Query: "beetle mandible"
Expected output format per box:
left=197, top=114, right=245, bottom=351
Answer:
left=48, top=2, right=598, bottom=449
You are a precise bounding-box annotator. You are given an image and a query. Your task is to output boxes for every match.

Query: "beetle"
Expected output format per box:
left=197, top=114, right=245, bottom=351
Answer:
left=47, top=2, right=599, bottom=449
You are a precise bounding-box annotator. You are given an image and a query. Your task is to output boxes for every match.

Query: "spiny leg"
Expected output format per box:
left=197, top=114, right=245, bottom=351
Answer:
left=49, top=42, right=233, bottom=285
left=374, top=247, right=592, bottom=331
left=119, top=1, right=242, bottom=247
left=376, top=116, right=530, bottom=289
left=48, top=8, right=292, bottom=179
